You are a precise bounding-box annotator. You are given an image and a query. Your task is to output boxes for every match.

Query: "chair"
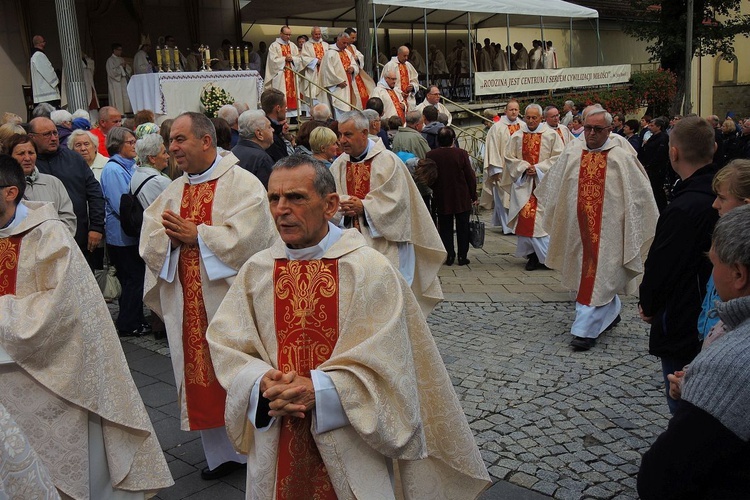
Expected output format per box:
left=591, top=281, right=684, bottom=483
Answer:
left=22, top=85, right=34, bottom=122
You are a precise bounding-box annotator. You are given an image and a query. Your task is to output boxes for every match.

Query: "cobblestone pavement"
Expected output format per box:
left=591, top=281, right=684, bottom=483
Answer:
left=121, top=209, right=670, bottom=499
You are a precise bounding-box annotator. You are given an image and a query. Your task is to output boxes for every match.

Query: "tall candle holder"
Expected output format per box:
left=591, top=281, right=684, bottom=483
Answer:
left=243, top=45, right=250, bottom=71
left=155, top=45, right=163, bottom=72
left=173, top=47, right=181, bottom=72
left=234, top=47, right=241, bottom=71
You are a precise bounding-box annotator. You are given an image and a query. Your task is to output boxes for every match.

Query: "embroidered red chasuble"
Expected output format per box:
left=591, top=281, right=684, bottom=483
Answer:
left=313, top=43, right=325, bottom=71
left=386, top=89, right=405, bottom=124
left=576, top=150, right=609, bottom=305
left=337, top=50, right=357, bottom=109
left=281, top=44, right=298, bottom=110
left=507, top=122, right=521, bottom=135
left=274, top=259, right=339, bottom=500
left=345, top=159, right=372, bottom=231
left=398, top=63, right=410, bottom=101
left=0, top=236, right=22, bottom=296
left=515, top=133, right=543, bottom=237
left=178, top=180, right=226, bottom=430
left=346, top=48, right=370, bottom=108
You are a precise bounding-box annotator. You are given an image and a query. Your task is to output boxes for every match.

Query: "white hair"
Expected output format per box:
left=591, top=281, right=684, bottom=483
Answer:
left=238, top=110, right=268, bottom=140
left=67, top=129, right=98, bottom=149
left=50, top=110, right=73, bottom=125
left=135, top=133, right=165, bottom=164
left=72, top=109, right=90, bottom=120
left=524, top=103, right=543, bottom=115
left=311, top=103, right=332, bottom=122
left=218, top=105, right=239, bottom=126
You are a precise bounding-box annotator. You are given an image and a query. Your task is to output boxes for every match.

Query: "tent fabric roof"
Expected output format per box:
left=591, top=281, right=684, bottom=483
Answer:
left=241, top=0, right=598, bottom=27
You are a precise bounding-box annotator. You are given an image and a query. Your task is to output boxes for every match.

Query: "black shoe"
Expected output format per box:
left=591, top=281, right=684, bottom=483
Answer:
left=525, top=253, right=540, bottom=271
left=570, top=336, right=596, bottom=351
left=201, top=461, right=244, bottom=480
left=604, top=314, right=621, bottom=332
left=445, top=255, right=455, bottom=266
left=118, top=328, right=143, bottom=338
left=139, top=323, right=153, bottom=335
left=458, top=257, right=470, bottom=266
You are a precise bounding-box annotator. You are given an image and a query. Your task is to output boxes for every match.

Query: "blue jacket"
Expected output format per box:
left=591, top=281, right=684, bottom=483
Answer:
left=101, top=155, right=138, bottom=247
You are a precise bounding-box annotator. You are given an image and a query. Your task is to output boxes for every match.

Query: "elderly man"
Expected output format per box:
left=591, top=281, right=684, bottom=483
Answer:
left=639, top=204, right=750, bottom=499
left=30, top=35, right=60, bottom=106
left=501, top=103, right=563, bottom=270
left=30, top=117, right=105, bottom=269
left=331, top=110, right=445, bottom=315
left=391, top=110, right=430, bottom=160
left=311, top=102, right=333, bottom=124
left=105, top=43, right=132, bottom=114
left=544, top=105, right=574, bottom=146
left=415, top=85, right=453, bottom=126
left=482, top=115, right=513, bottom=233
left=91, top=106, right=122, bottom=157
left=140, top=112, right=277, bottom=480
left=639, top=116, right=720, bottom=414
left=320, top=32, right=361, bottom=118
left=0, top=155, right=172, bottom=498
left=536, top=108, right=659, bottom=351
left=218, top=104, right=240, bottom=147
left=206, top=155, right=490, bottom=499
left=265, top=26, right=301, bottom=115
left=300, top=26, right=329, bottom=107
left=371, top=69, right=406, bottom=125
left=561, top=100, right=575, bottom=126
left=232, top=109, right=275, bottom=187
left=382, top=45, right=420, bottom=110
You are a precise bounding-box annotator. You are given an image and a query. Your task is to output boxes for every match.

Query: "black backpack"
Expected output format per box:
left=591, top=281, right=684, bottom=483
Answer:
left=120, top=175, right=156, bottom=237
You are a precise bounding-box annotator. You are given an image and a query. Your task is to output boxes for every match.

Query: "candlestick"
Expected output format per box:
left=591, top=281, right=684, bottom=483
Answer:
left=235, top=47, right=241, bottom=71
left=205, top=47, right=211, bottom=71
left=155, top=45, right=163, bottom=72
left=164, top=46, right=172, bottom=72
left=174, top=47, right=180, bottom=71
left=244, top=46, right=250, bottom=70
left=229, top=46, right=235, bottom=70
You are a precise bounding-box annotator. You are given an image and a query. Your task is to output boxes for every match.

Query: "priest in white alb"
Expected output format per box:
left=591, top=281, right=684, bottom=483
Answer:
left=265, top=26, right=301, bottom=116
left=206, top=155, right=491, bottom=499
left=140, top=112, right=278, bottom=480
left=371, top=69, right=406, bottom=125
left=482, top=119, right=513, bottom=233
left=382, top=46, right=420, bottom=111
left=536, top=108, right=658, bottom=351
left=501, top=103, right=563, bottom=270
left=544, top=105, right=574, bottom=146
left=331, top=110, right=445, bottom=315
left=300, top=26, right=329, bottom=107
left=415, top=85, right=452, bottom=126
left=0, top=156, right=172, bottom=499
left=320, top=32, right=363, bottom=119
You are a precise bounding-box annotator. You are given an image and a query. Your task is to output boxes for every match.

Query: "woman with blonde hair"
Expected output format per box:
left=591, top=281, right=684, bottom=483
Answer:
left=0, top=123, right=26, bottom=152
left=309, top=126, right=338, bottom=168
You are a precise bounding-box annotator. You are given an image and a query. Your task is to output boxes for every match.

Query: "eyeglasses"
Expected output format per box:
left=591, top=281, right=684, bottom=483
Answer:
left=547, top=114, right=560, bottom=119
left=124, top=139, right=137, bottom=145
left=31, top=130, right=58, bottom=138
left=583, top=125, right=610, bottom=134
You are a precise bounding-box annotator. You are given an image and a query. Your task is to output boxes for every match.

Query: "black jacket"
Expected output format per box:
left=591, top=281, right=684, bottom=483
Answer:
left=420, top=121, right=443, bottom=150
left=36, top=147, right=105, bottom=252
left=639, top=164, right=719, bottom=360
left=231, top=139, right=274, bottom=188
left=265, top=118, right=289, bottom=163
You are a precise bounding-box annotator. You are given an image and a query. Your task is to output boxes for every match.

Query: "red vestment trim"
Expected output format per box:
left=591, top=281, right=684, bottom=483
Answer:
left=337, top=50, right=356, bottom=107
left=515, top=133, right=543, bottom=237
left=313, top=43, right=325, bottom=72
left=507, top=122, right=521, bottom=135
left=398, top=63, right=410, bottom=97
left=0, top=236, right=22, bottom=296
left=281, top=44, right=298, bottom=110
left=178, top=180, right=226, bottom=430
left=345, top=159, right=372, bottom=231
left=576, top=150, right=609, bottom=305
left=555, top=127, right=566, bottom=144
left=274, top=259, right=339, bottom=500
left=386, top=89, right=405, bottom=124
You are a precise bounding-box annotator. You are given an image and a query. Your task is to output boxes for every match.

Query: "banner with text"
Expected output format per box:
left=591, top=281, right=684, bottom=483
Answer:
left=475, top=65, right=631, bottom=96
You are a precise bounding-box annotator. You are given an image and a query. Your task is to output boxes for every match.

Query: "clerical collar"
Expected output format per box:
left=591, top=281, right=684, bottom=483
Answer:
left=0, top=202, right=28, bottom=233
left=349, top=140, right=375, bottom=163
left=186, top=154, right=220, bottom=185
left=585, top=137, right=611, bottom=152
left=275, top=37, right=289, bottom=45
left=285, top=222, right=343, bottom=260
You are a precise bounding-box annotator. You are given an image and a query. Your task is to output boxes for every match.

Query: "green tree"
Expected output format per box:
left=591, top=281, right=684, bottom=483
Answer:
left=623, top=0, right=750, bottom=115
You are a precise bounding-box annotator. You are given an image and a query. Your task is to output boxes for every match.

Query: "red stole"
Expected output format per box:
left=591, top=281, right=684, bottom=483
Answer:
left=280, top=44, right=298, bottom=110
left=345, top=159, right=372, bottom=231
left=313, top=43, right=325, bottom=71
left=554, top=127, right=566, bottom=145
left=0, top=236, right=22, bottom=296
left=178, top=180, right=225, bottom=430
left=398, top=63, right=410, bottom=97
left=507, top=122, right=521, bottom=135
left=576, top=150, right=609, bottom=305
left=385, top=88, right=405, bottom=124
left=274, top=259, right=339, bottom=500
left=337, top=50, right=356, bottom=106
left=515, top=133, right=543, bottom=237
left=347, top=48, right=370, bottom=108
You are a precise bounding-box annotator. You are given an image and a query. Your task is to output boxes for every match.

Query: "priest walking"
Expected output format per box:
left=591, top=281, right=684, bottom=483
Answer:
left=265, top=26, right=301, bottom=116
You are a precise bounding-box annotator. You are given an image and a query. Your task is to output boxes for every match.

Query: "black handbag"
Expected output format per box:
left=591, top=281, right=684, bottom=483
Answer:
left=469, top=205, right=485, bottom=249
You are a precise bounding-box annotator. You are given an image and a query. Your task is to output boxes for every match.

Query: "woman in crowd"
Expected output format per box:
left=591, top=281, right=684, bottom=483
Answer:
left=5, top=134, right=76, bottom=235
left=309, top=126, right=339, bottom=168
left=623, top=119, right=641, bottom=152
left=131, top=133, right=172, bottom=208
left=720, top=118, right=739, bottom=167
left=159, top=119, right=180, bottom=179
left=0, top=123, right=26, bottom=151
left=568, top=116, right=584, bottom=137
left=68, top=129, right=108, bottom=181
left=294, top=120, right=324, bottom=156
left=101, top=126, right=150, bottom=337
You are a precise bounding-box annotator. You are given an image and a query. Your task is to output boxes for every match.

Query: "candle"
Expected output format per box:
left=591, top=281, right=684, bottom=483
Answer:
left=244, top=46, right=250, bottom=70
left=235, top=47, right=241, bottom=70
left=155, top=46, right=162, bottom=71
left=229, top=46, right=234, bottom=69
left=205, top=47, right=211, bottom=67
left=164, top=46, right=172, bottom=70
left=174, top=47, right=180, bottom=70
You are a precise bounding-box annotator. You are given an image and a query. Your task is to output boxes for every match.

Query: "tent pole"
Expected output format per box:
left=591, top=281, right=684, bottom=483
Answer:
left=506, top=14, right=511, bottom=70
left=373, top=2, right=379, bottom=77
left=424, top=9, right=429, bottom=86
left=569, top=17, right=573, bottom=67
left=596, top=18, right=601, bottom=65
left=468, top=12, right=472, bottom=101
left=540, top=16, right=545, bottom=60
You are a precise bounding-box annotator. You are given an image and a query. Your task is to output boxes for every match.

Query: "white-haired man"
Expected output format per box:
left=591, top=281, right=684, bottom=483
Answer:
left=536, top=107, right=658, bottom=351
left=231, top=109, right=275, bottom=188
left=501, top=103, right=563, bottom=270
left=300, top=26, right=329, bottom=107
left=561, top=100, right=575, bottom=126
left=218, top=104, right=240, bottom=147
left=371, top=69, right=406, bottom=125
left=311, top=102, right=332, bottom=123
left=265, top=26, right=301, bottom=116
left=331, top=110, right=446, bottom=315
left=382, top=46, right=420, bottom=110
left=415, top=85, right=452, bottom=126
left=320, top=32, right=362, bottom=119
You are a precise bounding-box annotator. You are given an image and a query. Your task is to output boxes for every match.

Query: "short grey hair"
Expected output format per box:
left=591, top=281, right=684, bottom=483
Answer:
left=238, top=110, right=268, bottom=140
left=272, top=154, right=336, bottom=197
left=72, top=109, right=90, bottom=120
left=176, top=111, right=217, bottom=147
left=584, top=108, right=613, bottom=126
left=362, top=109, right=380, bottom=125
left=564, top=100, right=574, bottom=108
left=32, top=103, right=55, bottom=118
left=336, top=32, right=351, bottom=42
left=311, top=103, right=332, bottom=122
left=50, top=110, right=72, bottom=125
left=218, top=105, right=239, bottom=126
left=67, top=129, right=99, bottom=149
left=405, top=110, right=422, bottom=126
left=339, top=110, right=369, bottom=132
left=712, top=204, right=750, bottom=269
left=105, top=126, right=135, bottom=156
left=524, top=103, right=543, bottom=116
left=135, top=133, right=164, bottom=164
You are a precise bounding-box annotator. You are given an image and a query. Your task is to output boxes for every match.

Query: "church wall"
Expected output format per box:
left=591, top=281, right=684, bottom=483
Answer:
left=0, top=1, right=29, bottom=119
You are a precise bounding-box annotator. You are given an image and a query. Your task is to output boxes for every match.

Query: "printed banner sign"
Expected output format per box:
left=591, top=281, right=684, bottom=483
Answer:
left=475, top=65, right=631, bottom=96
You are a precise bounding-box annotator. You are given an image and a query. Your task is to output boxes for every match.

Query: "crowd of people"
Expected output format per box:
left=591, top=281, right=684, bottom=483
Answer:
left=7, top=25, right=750, bottom=500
